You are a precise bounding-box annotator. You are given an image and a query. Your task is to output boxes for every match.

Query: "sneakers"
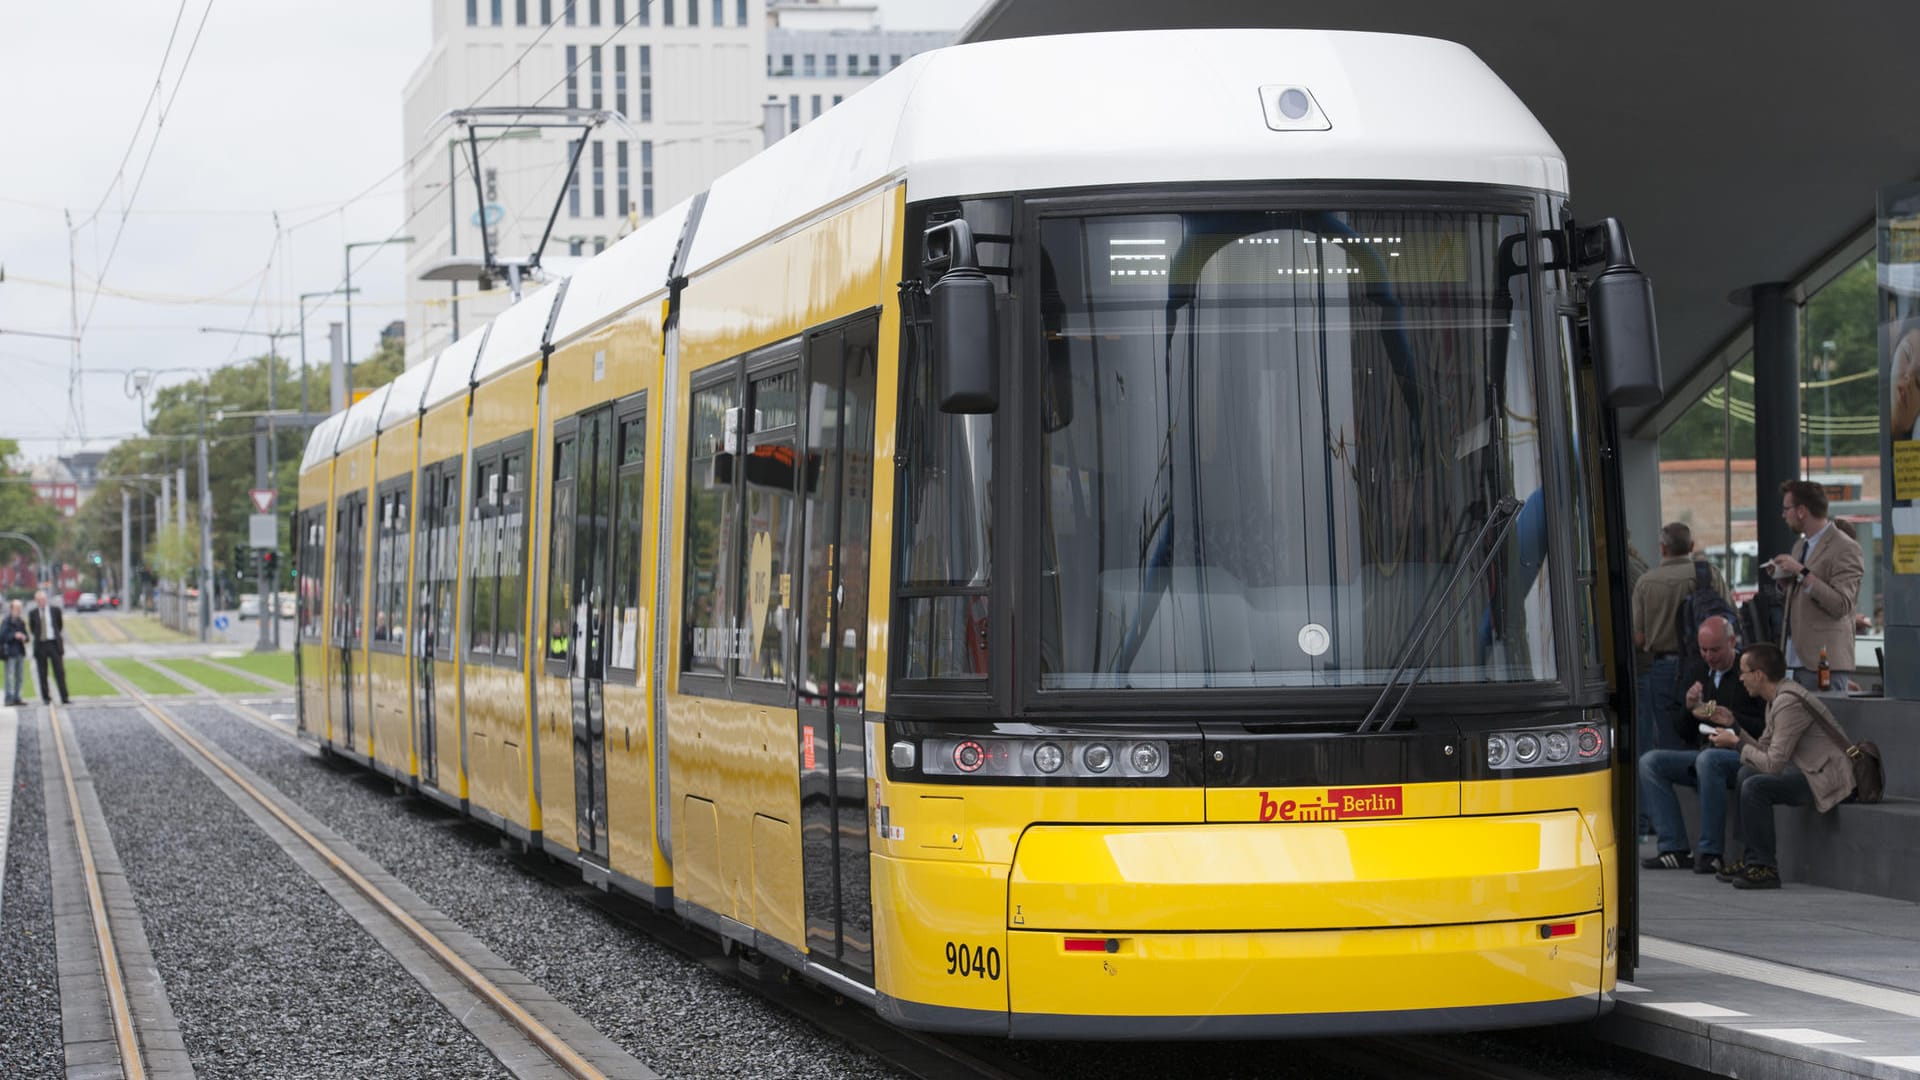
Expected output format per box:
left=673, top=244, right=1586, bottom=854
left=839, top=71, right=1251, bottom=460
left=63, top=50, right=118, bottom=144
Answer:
left=1692, top=854, right=1723, bottom=876
left=1641, top=851, right=1692, bottom=870
left=1715, top=859, right=1748, bottom=883
left=1731, top=864, right=1782, bottom=890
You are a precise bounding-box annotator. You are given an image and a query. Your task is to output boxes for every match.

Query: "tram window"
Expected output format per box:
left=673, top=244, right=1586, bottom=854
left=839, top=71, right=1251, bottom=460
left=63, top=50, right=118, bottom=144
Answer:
left=546, top=434, right=578, bottom=669
left=300, top=511, right=325, bottom=642
left=610, top=410, right=646, bottom=673
left=741, top=368, right=798, bottom=683
left=896, top=312, right=993, bottom=681
left=683, top=379, right=740, bottom=676
left=412, top=473, right=435, bottom=658
left=432, top=468, right=461, bottom=662
left=496, top=449, right=528, bottom=660
left=469, top=460, right=498, bottom=655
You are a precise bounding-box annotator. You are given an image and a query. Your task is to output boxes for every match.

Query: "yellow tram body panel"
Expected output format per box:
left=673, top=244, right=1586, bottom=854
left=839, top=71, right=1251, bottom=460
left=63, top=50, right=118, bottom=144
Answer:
left=663, top=185, right=900, bottom=956
left=418, top=398, right=472, bottom=802
left=331, top=438, right=377, bottom=757
left=535, top=296, right=669, bottom=896
left=463, top=363, right=541, bottom=836
left=367, top=421, right=420, bottom=779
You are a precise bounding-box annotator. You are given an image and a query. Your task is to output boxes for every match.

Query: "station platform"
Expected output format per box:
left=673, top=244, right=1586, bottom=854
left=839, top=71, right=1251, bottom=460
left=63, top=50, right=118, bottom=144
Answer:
left=1599, top=846, right=1920, bottom=1078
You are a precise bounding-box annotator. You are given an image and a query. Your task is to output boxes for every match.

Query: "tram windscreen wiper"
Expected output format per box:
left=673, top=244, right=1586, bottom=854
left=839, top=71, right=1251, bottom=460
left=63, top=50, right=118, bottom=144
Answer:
left=1356, top=495, right=1524, bottom=735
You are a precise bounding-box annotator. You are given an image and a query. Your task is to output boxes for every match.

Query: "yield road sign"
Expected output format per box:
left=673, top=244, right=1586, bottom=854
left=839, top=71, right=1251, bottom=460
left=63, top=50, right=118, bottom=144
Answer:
left=249, top=488, right=277, bottom=513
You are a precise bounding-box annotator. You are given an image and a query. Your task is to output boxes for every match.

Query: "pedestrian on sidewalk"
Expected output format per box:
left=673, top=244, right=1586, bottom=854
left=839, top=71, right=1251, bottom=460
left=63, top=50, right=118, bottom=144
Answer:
left=1637, top=614, right=1766, bottom=875
left=1769, top=480, right=1863, bottom=690
left=1, top=599, right=28, bottom=706
left=26, top=589, right=70, bottom=706
left=1708, top=642, right=1857, bottom=890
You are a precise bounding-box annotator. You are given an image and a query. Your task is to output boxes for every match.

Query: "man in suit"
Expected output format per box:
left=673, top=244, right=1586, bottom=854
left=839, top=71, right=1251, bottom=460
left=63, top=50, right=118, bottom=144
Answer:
left=1769, top=479, right=1863, bottom=689
left=1637, top=614, right=1766, bottom=874
left=27, top=589, right=70, bottom=705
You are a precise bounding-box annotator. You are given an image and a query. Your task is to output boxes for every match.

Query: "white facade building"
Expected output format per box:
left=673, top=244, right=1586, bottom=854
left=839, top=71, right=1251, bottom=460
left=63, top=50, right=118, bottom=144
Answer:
left=766, top=3, right=949, bottom=134
left=402, top=0, right=766, bottom=365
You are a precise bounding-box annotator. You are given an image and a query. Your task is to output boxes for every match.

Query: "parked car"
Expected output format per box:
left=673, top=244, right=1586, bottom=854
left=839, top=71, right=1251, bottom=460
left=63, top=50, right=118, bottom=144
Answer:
left=277, top=594, right=296, bottom=619
left=76, top=592, right=99, bottom=612
left=238, top=594, right=261, bottom=620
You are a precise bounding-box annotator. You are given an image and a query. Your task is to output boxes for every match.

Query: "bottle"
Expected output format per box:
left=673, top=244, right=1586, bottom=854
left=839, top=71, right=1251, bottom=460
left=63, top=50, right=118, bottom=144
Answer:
left=1817, top=647, right=1831, bottom=692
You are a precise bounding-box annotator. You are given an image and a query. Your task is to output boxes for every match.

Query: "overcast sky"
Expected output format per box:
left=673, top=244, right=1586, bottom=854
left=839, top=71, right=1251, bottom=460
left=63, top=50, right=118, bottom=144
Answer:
left=0, top=0, right=985, bottom=460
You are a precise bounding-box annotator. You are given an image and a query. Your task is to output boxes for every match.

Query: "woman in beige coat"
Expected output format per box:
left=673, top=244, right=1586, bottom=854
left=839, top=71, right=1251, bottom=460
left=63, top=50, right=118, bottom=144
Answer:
left=1705, top=641, right=1856, bottom=889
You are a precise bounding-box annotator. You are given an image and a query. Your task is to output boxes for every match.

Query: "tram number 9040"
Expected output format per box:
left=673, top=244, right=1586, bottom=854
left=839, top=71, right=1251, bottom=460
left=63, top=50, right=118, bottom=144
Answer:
left=944, top=941, right=1001, bottom=980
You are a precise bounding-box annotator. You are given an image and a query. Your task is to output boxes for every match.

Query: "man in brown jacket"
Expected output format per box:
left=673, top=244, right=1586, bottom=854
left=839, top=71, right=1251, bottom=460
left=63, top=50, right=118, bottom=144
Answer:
left=1769, top=480, right=1864, bottom=688
left=1706, top=642, right=1857, bottom=889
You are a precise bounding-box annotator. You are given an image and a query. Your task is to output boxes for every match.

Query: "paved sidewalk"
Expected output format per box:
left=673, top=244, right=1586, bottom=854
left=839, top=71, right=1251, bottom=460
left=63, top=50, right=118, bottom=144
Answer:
left=1596, top=848, right=1920, bottom=1078
left=0, top=706, right=15, bottom=920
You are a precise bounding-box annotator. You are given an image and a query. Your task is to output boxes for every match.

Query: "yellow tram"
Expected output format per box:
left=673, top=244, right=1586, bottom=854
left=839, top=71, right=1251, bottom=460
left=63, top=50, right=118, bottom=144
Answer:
left=296, top=29, right=1663, bottom=1037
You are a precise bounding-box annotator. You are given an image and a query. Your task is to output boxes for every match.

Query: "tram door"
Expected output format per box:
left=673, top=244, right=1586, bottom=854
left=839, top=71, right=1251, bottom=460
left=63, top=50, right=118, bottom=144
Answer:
left=564, top=406, right=616, bottom=862
left=413, top=463, right=452, bottom=785
left=797, top=316, right=878, bottom=979
left=331, top=491, right=366, bottom=751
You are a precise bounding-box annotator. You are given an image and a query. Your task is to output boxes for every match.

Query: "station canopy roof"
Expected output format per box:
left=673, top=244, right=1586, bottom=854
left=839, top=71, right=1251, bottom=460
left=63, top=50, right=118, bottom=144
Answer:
left=960, top=2, right=1920, bottom=432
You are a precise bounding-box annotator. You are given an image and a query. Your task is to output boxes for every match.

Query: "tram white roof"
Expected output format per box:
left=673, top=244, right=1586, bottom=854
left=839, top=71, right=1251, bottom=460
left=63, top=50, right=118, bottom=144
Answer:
left=686, top=28, right=1565, bottom=273
left=334, top=384, right=391, bottom=453
left=472, top=280, right=565, bottom=385
left=548, top=198, right=692, bottom=346
left=376, top=353, right=440, bottom=433
left=421, top=324, right=489, bottom=411
left=300, top=411, right=347, bottom=472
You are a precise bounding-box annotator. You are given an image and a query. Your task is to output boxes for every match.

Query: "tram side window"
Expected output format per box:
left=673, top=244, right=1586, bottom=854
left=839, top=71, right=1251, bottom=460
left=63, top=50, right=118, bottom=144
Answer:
left=348, top=498, right=367, bottom=647
left=683, top=379, right=741, bottom=676
left=469, top=459, right=499, bottom=655
left=374, top=488, right=409, bottom=644
left=896, top=324, right=993, bottom=681
left=432, top=467, right=461, bottom=662
left=740, top=368, right=797, bottom=683
left=412, top=473, right=435, bottom=658
left=496, top=449, right=528, bottom=660
left=546, top=433, right=578, bottom=668
left=610, top=408, right=646, bottom=672
left=299, top=511, right=325, bottom=642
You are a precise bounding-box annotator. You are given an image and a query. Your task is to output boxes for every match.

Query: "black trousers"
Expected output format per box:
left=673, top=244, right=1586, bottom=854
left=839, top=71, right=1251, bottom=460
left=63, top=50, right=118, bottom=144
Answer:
left=35, top=651, right=69, bottom=704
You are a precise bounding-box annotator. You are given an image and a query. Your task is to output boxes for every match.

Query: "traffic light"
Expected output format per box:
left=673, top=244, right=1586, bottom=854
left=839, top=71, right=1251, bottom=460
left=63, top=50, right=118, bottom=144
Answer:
left=90, top=550, right=102, bottom=566
left=261, top=551, right=278, bottom=579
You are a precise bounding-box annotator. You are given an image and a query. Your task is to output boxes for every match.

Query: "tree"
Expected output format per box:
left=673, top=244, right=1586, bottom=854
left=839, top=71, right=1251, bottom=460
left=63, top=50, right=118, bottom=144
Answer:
left=0, top=438, right=62, bottom=595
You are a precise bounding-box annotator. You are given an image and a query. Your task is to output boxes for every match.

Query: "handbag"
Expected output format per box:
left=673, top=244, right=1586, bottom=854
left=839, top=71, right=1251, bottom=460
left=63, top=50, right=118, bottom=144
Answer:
left=1806, top=697, right=1886, bottom=804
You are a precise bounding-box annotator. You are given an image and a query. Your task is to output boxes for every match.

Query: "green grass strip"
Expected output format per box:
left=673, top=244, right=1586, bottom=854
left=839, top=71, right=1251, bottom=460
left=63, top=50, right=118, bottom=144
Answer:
left=101, top=658, right=192, bottom=696
left=61, top=617, right=102, bottom=646
left=204, top=650, right=296, bottom=685
left=158, top=659, right=261, bottom=695
left=64, top=662, right=120, bottom=699
left=118, top=616, right=196, bottom=644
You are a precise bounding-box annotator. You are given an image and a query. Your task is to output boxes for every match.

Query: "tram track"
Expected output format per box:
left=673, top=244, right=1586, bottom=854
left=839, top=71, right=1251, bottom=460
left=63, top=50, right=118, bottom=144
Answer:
left=79, top=662, right=657, bottom=1080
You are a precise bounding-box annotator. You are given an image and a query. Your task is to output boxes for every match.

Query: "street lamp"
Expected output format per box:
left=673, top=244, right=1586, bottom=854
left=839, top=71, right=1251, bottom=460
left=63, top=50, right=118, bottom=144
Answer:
left=344, top=236, right=414, bottom=403
left=299, top=288, right=359, bottom=418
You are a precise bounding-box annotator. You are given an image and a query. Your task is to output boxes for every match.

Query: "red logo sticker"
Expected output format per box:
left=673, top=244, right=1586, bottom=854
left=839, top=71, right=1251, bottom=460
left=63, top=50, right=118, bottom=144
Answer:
left=1259, top=785, right=1403, bottom=822
left=803, top=725, right=816, bottom=770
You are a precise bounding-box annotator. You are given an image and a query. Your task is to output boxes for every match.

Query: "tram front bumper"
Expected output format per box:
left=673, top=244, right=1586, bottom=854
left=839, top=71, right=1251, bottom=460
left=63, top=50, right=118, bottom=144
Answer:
left=876, top=811, right=1614, bottom=1037
left=1007, top=813, right=1609, bottom=1033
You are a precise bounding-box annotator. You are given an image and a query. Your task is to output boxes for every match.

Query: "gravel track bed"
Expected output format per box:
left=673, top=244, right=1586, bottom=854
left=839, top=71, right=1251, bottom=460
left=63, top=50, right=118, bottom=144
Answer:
left=180, top=704, right=903, bottom=1080
left=69, top=706, right=509, bottom=1080
left=0, top=718, right=63, bottom=1079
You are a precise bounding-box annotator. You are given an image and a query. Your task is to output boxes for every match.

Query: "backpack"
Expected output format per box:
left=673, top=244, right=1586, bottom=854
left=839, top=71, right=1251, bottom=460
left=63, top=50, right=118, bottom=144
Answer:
left=1676, top=561, right=1740, bottom=656
left=1740, top=573, right=1785, bottom=647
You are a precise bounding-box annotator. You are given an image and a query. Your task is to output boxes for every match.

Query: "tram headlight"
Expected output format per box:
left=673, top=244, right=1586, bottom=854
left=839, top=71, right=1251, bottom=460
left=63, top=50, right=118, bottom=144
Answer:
left=889, top=740, right=917, bottom=770
left=1486, top=734, right=1511, bottom=768
left=1512, top=734, right=1541, bottom=765
left=953, top=739, right=986, bottom=772
left=1033, top=742, right=1064, bottom=774
left=1481, top=715, right=1610, bottom=772
left=1082, top=744, right=1113, bottom=773
left=1128, top=742, right=1162, bottom=774
left=1543, top=731, right=1571, bottom=763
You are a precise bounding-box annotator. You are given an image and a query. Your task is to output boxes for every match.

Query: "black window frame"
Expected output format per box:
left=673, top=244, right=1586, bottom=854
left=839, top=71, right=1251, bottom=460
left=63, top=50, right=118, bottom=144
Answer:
left=543, top=419, right=580, bottom=678
left=369, top=475, right=412, bottom=655
left=606, top=392, right=649, bottom=683
left=465, top=433, right=534, bottom=668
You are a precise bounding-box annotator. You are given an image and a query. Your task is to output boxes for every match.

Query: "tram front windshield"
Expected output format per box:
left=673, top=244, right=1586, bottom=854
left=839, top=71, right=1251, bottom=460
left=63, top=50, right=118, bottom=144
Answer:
left=1036, top=208, right=1555, bottom=691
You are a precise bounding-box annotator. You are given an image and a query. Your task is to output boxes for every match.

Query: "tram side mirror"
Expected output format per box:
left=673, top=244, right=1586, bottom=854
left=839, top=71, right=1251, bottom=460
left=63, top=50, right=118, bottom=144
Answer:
left=924, top=219, right=999, bottom=414
left=1579, top=218, right=1664, bottom=408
